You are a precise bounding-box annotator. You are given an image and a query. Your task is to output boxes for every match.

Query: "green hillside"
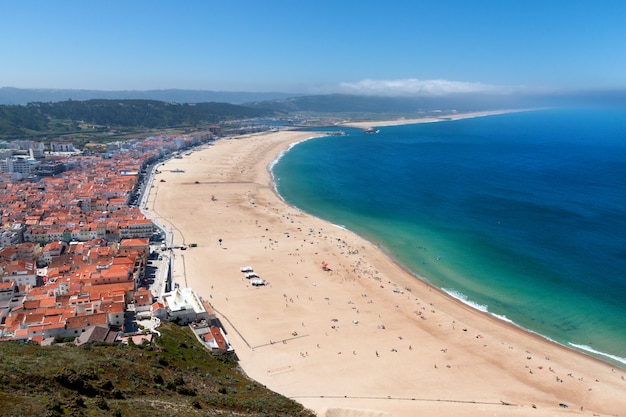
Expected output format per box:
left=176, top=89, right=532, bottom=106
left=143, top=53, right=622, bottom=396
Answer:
left=0, top=322, right=314, bottom=417
left=0, top=99, right=281, bottom=140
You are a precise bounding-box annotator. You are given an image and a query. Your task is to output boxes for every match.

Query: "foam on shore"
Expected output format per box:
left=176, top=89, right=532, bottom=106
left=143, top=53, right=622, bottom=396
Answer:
left=570, top=343, right=626, bottom=366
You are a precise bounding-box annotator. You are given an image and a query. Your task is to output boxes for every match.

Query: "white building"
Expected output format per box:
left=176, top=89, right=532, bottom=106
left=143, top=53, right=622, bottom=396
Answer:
left=0, top=156, right=40, bottom=174
left=50, top=142, right=76, bottom=153
left=0, top=226, right=23, bottom=246
left=162, top=287, right=211, bottom=324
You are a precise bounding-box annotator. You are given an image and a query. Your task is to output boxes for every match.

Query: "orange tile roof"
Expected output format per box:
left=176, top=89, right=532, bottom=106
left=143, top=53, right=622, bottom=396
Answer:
left=84, top=281, right=134, bottom=295
left=22, top=312, right=45, bottom=324
left=0, top=281, right=15, bottom=291
left=99, top=301, right=125, bottom=314
left=23, top=300, right=41, bottom=310
left=65, top=312, right=108, bottom=329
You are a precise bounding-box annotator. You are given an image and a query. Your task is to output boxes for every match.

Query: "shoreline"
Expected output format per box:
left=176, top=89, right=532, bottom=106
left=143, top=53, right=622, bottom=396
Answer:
left=327, top=218, right=625, bottom=369
left=320, top=109, right=626, bottom=369
left=146, top=112, right=626, bottom=417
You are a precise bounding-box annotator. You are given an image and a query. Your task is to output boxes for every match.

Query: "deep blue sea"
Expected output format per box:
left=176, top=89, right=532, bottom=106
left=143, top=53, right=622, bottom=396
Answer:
left=272, top=108, right=626, bottom=367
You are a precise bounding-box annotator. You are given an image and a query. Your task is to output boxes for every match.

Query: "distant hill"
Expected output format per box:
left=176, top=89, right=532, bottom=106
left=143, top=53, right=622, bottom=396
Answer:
left=245, top=90, right=626, bottom=116
left=0, top=99, right=281, bottom=139
left=0, top=87, right=301, bottom=106
left=245, top=93, right=528, bottom=116
left=3, top=89, right=623, bottom=138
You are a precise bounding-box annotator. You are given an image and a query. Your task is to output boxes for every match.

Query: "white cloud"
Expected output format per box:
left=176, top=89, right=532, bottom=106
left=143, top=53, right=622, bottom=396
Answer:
left=335, top=78, right=508, bottom=96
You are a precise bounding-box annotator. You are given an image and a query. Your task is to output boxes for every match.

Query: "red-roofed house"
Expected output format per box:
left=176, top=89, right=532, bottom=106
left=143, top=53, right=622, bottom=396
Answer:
left=99, top=300, right=125, bottom=327
left=0, top=246, right=17, bottom=262
left=91, top=264, right=132, bottom=286
left=200, top=326, right=233, bottom=354
left=0, top=281, right=17, bottom=302
left=15, top=242, right=39, bottom=261
left=65, top=312, right=109, bottom=336
left=133, top=287, right=153, bottom=313
left=41, top=241, right=67, bottom=264
left=2, top=260, right=38, bottom=287
left=150, top=301, right=167, bottom=319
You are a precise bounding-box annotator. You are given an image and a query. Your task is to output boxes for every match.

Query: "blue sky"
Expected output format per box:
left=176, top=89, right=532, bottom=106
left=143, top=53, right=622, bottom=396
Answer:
left=2, top=0, right=626, bottom=95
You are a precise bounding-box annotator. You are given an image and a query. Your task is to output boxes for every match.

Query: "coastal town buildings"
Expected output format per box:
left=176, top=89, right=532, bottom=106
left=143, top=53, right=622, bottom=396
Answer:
left=49, top=141, right=76, bottom=153
left=0, top=131, right=231, bottom=353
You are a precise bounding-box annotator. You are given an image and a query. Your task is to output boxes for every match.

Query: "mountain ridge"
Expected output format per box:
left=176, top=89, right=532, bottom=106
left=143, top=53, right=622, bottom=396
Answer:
left=0, top=87, right=301, bottom=106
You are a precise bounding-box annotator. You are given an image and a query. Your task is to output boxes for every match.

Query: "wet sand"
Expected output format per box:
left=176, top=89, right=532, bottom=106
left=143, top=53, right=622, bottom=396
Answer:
left=146, top=116, right=626, bottom=417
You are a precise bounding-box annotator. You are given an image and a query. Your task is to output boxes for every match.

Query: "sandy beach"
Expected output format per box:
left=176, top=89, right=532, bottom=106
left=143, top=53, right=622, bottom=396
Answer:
left=146, top=114, right=626, bottom=417
left=343, top=109, right=532, bottom=128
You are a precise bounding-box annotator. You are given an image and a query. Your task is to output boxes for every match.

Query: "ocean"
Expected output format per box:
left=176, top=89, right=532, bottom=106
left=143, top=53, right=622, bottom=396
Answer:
left=272, top=108, right=626, bottom=367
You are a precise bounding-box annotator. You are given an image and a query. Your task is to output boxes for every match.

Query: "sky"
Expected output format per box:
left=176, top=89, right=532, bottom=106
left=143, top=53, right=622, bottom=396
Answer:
left=2, top=0, right=626, bottom=96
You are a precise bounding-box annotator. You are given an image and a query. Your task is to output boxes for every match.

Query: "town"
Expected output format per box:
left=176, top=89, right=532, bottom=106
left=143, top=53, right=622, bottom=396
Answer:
left=0, top=130, right=234, bottom=354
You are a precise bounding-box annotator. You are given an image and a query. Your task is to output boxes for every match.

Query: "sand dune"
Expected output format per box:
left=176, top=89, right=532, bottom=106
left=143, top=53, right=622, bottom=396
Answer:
left=343, top=109, right=530, bottom=128
left=147, top=122, right=626, bottom=417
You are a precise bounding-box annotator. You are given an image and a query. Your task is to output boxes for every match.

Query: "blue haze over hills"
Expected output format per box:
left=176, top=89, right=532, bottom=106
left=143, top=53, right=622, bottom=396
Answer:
left=2, top=87, right=625, bottom=116
left=0, top=87, right=299, bottom=106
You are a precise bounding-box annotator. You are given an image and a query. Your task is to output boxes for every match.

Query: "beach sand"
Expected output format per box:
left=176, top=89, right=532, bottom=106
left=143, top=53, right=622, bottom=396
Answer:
left=146, top=117, right=626, bottom=417
left=343, top=109, right=530, bottom=128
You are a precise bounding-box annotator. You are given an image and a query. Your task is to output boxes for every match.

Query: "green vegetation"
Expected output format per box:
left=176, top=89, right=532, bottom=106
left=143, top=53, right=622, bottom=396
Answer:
left=0, top=322, right=314, bottom=417
left=0, top=99, right=280, bottom=143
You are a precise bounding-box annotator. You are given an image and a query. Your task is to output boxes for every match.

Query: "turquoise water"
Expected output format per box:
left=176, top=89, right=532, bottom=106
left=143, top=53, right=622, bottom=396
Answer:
left=273, top=109, right=626, bottom=367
